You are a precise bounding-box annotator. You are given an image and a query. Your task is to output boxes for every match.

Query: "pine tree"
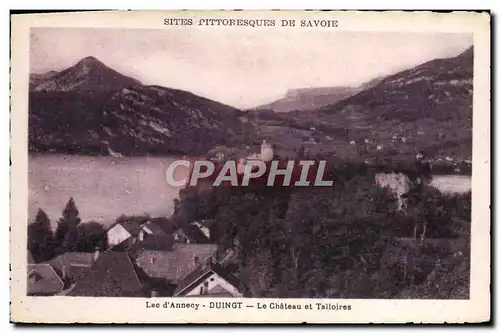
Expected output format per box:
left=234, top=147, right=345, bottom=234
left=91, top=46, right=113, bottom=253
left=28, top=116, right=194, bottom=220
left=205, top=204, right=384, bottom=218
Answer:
left=55, top=197, right=82, bottom=253
left=54, top=219, right=69, bottom=252
left=27, top=209, right=54, bottom=262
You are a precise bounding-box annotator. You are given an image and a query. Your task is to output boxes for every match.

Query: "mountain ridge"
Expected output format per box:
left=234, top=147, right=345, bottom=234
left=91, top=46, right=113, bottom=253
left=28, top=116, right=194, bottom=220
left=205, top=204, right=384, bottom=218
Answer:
left=29, top=46, right=473, bottom=161
left=310, top=45, right=473, bottom=160
left=245, top=46, right=473, bottom=163
left=251, top=75, right=386, bottom=113
left=28, top=57, right=244, bottom=156
left=30, top=56, right=142, bottom=93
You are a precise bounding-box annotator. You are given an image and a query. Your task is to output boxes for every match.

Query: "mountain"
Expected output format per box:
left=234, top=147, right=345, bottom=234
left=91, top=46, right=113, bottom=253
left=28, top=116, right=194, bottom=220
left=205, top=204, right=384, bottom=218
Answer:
left=254, top=86, right=358, bottom=113
left=29, top=47, right=474, bottom=161
left=29, top=57, right=243, bottom=156
left=251, top=46, right=473, bottom=164
left=311, top=46, right=474, bottom=160
left=29, top=70, right=59, bottom=89
left=30, top=56, right=142, bottom=93
left=252, top=75, right=386, bottom=113
left=322, top=46, right=473, bottom=121
left=358, top=76, right=386, bottom=91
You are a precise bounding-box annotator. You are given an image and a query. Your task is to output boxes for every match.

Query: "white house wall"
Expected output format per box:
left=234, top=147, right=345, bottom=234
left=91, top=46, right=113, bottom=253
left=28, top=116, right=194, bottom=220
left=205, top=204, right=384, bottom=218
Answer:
left=107, top=224, right=132, bottom=247
left=184, top=272, right=242, bottom=297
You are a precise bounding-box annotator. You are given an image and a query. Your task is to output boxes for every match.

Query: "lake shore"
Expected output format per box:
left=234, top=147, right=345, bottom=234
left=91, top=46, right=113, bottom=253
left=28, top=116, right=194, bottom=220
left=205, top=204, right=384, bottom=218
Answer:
left=28, top=154, right=472, bottom=228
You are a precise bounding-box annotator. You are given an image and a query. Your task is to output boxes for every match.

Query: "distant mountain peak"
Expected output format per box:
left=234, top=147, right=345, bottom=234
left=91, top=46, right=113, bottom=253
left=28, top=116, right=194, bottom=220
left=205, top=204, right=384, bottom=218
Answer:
left=72, top=56, right=112, bottom=76
left=30, top=56, right=142, bottom=93
left=81, top=55, right=100, bottom=62
left=458, top=45, right=473, bottom=58
left=75, top=56, right=105, bottom=67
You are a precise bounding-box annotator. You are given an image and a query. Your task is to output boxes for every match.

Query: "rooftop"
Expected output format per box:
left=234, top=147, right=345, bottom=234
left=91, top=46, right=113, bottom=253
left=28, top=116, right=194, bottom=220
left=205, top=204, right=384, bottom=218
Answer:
left=174, top=261, right=240, bottom=296
left=67, top=251, right=143, bottom=297
left=175, top=223, right=211, bottom=244
left=27, top=264, right=64, bottom=296
left=47, top=252, right=95, bottom=273
left=135, top=244, right=218, bottom=283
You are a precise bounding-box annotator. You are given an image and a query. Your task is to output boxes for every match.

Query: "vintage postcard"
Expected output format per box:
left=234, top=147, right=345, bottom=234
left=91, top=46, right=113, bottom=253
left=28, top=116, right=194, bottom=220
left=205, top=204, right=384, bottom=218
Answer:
left=10, top=10, right=490, bottom=324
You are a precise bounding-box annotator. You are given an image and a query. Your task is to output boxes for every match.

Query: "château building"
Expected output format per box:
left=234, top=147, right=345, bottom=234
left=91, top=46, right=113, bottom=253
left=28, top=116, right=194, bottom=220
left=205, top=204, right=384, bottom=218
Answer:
left=237, top=140, right=274, bottom=174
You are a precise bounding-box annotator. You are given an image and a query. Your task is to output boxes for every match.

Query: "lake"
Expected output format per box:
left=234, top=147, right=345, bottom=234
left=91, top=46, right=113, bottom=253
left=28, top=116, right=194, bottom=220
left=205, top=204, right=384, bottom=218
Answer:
left=29, top=154, right=185, bottom=228
left=429, top=175, right=471, bottom=195
left=29, top=155, right=472, bottom=229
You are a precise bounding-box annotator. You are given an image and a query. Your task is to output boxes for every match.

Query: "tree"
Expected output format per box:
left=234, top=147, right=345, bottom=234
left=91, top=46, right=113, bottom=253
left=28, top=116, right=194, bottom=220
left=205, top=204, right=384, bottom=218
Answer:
left=114, top=213, right=150, bottom=226
left=171, top=159, right=471, bottom=299
left=28, top=208, right=55, bottom=262
left=75, top=221, right=107, bottom=252
left=55, top=197, right=82, bottom=253
left=54, top=218, right=69, bottom=253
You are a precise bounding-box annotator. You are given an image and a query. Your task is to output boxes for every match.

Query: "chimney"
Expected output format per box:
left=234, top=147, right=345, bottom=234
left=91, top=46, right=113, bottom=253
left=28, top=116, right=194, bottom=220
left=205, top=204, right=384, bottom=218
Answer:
left=94, top=246, right=100, bottom=261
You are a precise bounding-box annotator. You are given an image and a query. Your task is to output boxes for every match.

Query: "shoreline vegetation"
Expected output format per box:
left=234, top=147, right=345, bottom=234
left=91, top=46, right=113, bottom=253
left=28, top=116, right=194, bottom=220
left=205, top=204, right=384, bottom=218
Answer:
left=28, top=160, right=471, bottom=299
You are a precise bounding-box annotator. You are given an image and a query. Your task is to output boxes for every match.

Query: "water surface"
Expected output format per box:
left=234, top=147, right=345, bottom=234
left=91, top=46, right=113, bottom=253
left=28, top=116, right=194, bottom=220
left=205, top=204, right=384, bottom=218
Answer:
left=429, top=175, right=471, bottom=195
left=29, top=154, right=183, bottom=228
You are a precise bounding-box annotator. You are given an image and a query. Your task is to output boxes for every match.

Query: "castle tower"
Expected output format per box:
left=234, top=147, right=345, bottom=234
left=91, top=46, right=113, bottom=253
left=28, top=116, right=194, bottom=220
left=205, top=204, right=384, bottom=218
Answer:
left=260, top=140, right=274, bottom=162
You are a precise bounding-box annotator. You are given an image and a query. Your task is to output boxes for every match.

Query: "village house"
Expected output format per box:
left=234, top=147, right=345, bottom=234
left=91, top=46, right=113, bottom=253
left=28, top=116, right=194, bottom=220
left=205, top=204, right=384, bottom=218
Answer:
left=107, top=219, right=173, bottom=252
left=47, top=251, right=96, bottom=287
left=136, top=221, right=174, bottom=250
left=135, top=243, right=218, bottom=286
left=174, top=260, right=242, bottom=297
left=26, top=249, right=98, bottom=295
left=140, top=220, right=166, bottom=238
left=26, top=217, right=227, bottom=297
left=107, top=220, right=142, bottom=249
left=27, top=263, right=65, bottom=296
left=172, top=222, right=212, bottom=244
left=26, top=214, right=230, bottom=298
left=67, top=250, right=145, bottom=297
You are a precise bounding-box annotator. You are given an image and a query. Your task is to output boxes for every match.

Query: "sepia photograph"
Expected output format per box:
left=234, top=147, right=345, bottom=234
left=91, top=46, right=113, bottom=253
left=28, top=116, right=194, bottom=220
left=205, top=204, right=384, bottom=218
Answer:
left=10, top=10, right=490, bottom=323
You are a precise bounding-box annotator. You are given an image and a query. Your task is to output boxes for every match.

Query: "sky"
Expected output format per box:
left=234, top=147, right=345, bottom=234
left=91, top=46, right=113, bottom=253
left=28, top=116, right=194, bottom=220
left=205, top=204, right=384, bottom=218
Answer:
left=30, top=28, right=472, bottom=109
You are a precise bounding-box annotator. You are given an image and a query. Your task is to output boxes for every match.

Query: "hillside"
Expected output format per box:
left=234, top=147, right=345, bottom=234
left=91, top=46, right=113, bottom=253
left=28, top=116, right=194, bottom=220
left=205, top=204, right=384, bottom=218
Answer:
left=323, top=46, right=473, bottom=122
left=28, top=57, right=244, bottom=156
left=254, top=46, right=474, bottom=164
left=29, top=70, right=59, bottom=89
left=319, top=46, right=473, bottom=158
